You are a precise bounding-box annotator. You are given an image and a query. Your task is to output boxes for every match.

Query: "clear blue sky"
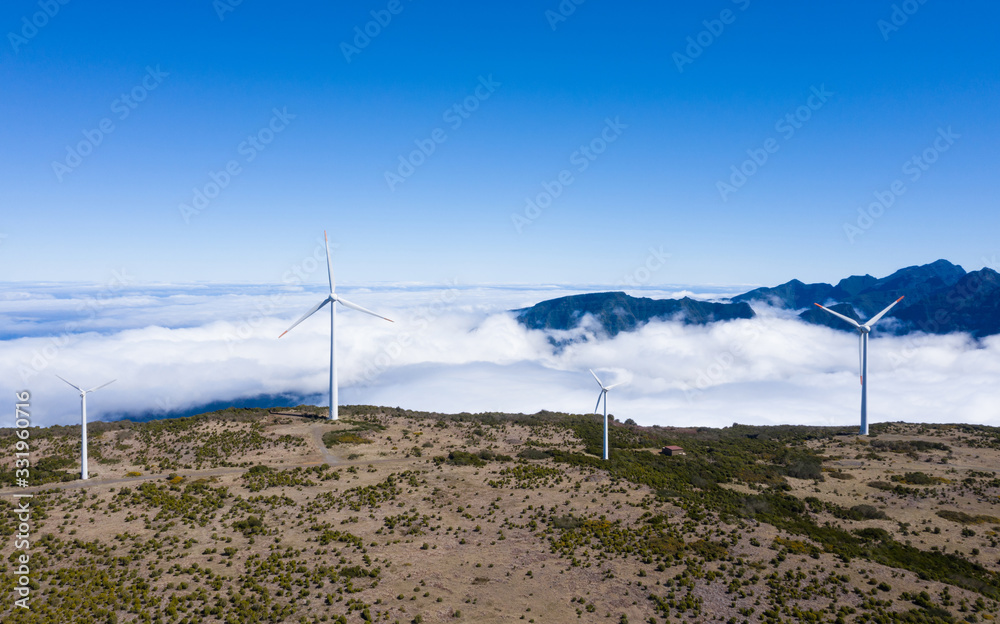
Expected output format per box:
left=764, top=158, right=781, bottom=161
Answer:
left=2, top=0, right=998, bottom=288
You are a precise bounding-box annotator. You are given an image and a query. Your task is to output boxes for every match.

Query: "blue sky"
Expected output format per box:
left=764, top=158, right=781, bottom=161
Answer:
left=2, top=0, right=998, bottom=288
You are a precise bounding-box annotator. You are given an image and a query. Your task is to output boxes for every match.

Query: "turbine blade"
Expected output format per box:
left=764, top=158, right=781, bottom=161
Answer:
left=278, top=298, right=331, bottom=337
left=589, top=369, right=605, bottom=389
left=55, top=375, right=83, bottom=392
left=324, top=230, right=335, bottom=293
left=866, top=295, right=905, bottom=327
left=605, top=381, right=626, bottom=391
left=594, top=391, right=604, bottom=414
left=86, top=379, right=116, bottom=393
left=813, top=303, right=861, bottom=328
left=335, top=297, right=393, bottom=322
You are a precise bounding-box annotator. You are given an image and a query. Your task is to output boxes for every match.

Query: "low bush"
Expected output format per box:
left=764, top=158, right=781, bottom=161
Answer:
left=447, top=451, right=485, bottom=467
left=936, top=510, right=1000, bottom=525
left=518, top=448, right=551, bottom=460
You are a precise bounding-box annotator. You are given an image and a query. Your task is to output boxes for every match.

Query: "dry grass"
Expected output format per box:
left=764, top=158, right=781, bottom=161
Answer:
left=2, top=413, right=999, bottom=623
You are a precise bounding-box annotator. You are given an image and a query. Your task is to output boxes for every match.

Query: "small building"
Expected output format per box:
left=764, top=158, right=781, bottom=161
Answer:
left=661, top=445, right=685, bottom=456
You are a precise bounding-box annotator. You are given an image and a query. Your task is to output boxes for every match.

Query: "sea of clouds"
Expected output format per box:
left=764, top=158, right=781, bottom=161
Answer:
left=2, top=281, right=998, bottom=429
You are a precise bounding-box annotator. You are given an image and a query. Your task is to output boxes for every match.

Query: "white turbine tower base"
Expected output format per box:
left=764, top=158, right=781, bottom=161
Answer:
left=279, top=231, right=393, bottom=421
left=56, top=375, right=115, bottom=480
left=814, top=296, right=904, bottom=436
left=589, top=370, right=624, bottom=461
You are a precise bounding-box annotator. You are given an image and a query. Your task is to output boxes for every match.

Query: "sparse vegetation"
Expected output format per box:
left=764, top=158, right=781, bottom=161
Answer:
left=3, top=408, right=1000, bottom=623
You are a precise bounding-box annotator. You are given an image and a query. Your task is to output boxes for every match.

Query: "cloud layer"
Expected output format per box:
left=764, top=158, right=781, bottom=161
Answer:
left=2, top=283, right=998, bottom=429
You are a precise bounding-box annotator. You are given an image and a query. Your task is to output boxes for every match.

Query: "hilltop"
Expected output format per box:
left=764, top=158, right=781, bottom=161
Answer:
left=3, top=407, right=1000, bottom=623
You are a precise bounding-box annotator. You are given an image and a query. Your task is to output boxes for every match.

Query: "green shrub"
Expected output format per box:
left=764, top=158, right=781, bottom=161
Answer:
left=891, top=471, right=942, bottom=485
left=854, top=528, right=890, bottom=542
left=324, top=432, right=373, bottom=445
left=825, top=469, right=854, bottom=480
left=447, top=451, right=485, bottom=467
left=850, top=504, right=888, bottom=520
left=786, top=459, right=823, bottom=480
left=936, top=510, right=1000, bottom=525
left=518, top=448, right=551, bottom=460
left=232, top=515, right=264, bottom=536
left=551, top=515, right=583, bottom=530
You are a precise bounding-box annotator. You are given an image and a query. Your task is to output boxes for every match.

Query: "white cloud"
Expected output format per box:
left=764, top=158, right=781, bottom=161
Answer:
left=1, top=283, right=998, bottom=429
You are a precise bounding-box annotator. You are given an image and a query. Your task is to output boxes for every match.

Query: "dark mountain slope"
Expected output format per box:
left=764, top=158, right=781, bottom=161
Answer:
left=514, top=292, right=754, bottom=337
left=513, top=260, right=997, bottom=340
left=892, top=268, right=1000, bottom=337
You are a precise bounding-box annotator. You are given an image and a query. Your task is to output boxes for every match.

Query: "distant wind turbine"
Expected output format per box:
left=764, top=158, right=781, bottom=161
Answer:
left=56, top=375, right=115, bottom=480
left=279, top=232, right=393, bottom=421
left=813, top=296, right=904, bottom=435
left=589, top=369, right=624, bottom=461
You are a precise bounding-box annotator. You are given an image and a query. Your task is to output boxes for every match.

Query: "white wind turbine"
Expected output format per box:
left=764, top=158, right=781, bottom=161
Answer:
left=814, top=296, right=904, bottom=435
left=589, top=369, right=624, bottom=461
left=56, top=375, right=115, bottom=480
left=279, top=232, right=393, bottom=421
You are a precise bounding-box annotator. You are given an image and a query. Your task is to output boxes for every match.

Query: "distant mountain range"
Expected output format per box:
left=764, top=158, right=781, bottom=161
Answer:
left=514, top=260, right=1000, bottom=339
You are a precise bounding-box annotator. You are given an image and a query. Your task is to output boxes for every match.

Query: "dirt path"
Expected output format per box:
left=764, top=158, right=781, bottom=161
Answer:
left=310, top=422, right=339, bottom=466
left=2, top=415, right=424, bottom=497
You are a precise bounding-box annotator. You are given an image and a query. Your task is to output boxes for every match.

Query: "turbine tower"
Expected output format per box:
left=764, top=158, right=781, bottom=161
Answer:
left=814, top=296, right=904, bottom=435
left=279, top=232, right=393, bottom=420
left=56, top=375, right=115, bottom=480
left=589, top=370, right=623, bottom=461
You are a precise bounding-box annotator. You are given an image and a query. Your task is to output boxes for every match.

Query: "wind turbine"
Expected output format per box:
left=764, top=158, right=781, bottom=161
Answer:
left=279, top=232, right=393, bottom=421
left=813, top=296, right=904, bottom=435
left=56, top=375, right=115, bottom=480
left=589, top=370, right=623, bottom=461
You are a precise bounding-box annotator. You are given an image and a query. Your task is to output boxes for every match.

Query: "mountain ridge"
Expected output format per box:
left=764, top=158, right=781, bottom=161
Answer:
left=514, top=260, right=1000, bottom=338
left=514, top=291, right=755, bottom=338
